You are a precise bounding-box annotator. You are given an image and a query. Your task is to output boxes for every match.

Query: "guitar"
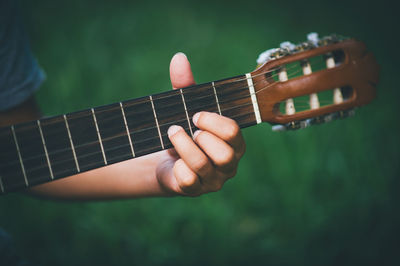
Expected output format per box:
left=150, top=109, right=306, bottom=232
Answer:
left=0, top=34, right=379, bottom=194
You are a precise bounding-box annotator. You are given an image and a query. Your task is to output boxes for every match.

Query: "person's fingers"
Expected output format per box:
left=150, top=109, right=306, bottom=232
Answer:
left=173, top=159, right=202, bottom=195
left=167, top=125, right=214, bottom=179
left=193, top=130, right=237, bottom=172
left=193, top=112, right=246, bottom=157
left=169, top=52, right=196, bottom=89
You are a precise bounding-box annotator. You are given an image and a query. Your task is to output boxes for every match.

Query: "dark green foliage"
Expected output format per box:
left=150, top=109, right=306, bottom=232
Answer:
left=0, top=0, right=399, bottom=265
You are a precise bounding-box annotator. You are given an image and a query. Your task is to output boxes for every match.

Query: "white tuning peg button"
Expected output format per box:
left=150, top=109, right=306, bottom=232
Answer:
left=307, top=32, right=319, bottom=46
left=256, top=48, right=279, bottom=65
left=280, top=41, right=296, bottom=51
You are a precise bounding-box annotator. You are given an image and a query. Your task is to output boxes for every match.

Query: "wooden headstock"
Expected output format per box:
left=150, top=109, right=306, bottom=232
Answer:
left=251, top=35, right=379, bottom=130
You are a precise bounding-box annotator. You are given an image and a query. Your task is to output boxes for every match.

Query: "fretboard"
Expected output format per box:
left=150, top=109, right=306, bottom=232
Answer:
left=0, top=74, right=261, bottom=194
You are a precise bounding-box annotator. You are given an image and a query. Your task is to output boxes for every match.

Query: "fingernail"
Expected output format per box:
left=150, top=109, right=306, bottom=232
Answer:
left=193, top=130, right=202, bottom=140
left=193, top=112, right=201, bottom=126
left=173, top=52, right=187, bottom=59
left=168, top=125, right=182, bottom=138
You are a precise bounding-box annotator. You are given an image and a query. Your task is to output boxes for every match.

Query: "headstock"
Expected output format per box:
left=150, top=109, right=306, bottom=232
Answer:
left=252, top=33, right=379, bottom=131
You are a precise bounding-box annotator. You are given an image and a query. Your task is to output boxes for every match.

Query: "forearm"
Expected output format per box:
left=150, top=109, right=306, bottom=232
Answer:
left=28, top=152, right=171, bottom=200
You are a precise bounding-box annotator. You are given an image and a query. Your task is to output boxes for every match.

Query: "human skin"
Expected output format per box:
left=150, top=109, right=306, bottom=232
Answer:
left=0, top=53, right=246, bottom=200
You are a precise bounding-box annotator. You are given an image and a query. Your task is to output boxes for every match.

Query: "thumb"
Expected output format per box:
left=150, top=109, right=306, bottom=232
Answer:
left=169, top=52, right=196, bottom=90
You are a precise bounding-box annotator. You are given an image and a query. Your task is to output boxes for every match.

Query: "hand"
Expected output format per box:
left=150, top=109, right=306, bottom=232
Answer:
left=156, top=53, right=246, bottom=196
left=26, top=52, right=245, bottom=200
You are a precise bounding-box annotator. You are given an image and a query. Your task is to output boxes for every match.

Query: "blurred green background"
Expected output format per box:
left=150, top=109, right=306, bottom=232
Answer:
left=1, top=0, right=399, bottom=265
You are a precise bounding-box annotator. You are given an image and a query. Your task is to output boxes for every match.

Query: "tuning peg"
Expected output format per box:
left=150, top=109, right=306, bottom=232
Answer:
left=288, top=121, right=301, bottom=130
left=256, top=48, right=279, bottom=64
left=271, top=121, right=297, bottom=132
left=336, top=109, right=356, bottom=119
left=271, top=120, right=310, bottom=132
left=316, top=109, right=356, bottom=124
left=272, top=109, right=356, bottom=132
left=324, top=109, right=355, bottom=122
left=307, top=32, right=319, bottom=46
left=280, top=41, right=296, bottom=51
left=306, top=116, right=325, bottom=126
left=271, top=124, right=287, bottom=132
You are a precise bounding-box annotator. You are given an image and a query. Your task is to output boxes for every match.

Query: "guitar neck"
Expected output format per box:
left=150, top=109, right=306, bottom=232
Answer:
left=0, top=73, right=261, bottom=194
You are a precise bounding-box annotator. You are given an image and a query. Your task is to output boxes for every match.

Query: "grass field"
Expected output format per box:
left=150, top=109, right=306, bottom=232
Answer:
left=0, top=0, right=399, bottom=265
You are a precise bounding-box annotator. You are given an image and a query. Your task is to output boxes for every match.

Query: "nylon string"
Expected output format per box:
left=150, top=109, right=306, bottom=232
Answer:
left=2, top=60, right=329, bottom=173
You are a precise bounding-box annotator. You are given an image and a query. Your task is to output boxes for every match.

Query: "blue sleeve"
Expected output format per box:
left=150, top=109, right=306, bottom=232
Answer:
left=0, top=0, right=45, bottom=111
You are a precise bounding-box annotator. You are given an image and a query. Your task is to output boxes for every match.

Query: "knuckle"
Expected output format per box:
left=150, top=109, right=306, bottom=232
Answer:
left=215, top=149, right=235, bottom=167
left=237, top=142, right=246, bottom=158
left=192, top=156, right=210, bottom=173
left=224, top=123, right=240, bottom=141
left=173, top=162, right=199, bottom=192
left=180, top=173, right=198, bottom=189
left=210, top=181, right=224, bottom=192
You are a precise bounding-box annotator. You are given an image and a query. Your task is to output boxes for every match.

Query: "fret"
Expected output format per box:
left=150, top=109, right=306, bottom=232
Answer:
left=37, top=120, right=54, bottom=179
left=182, top=83, right=220, bottom=131
left=66, top=110, right=106, bottom=172
left=13, top=121, right=53, bottom=186
left=0, top=126, right=27, bottom=192
left=120, top=102, right=136, bottom=158
left=150, top=95, right=165, bottom=149
left=214, top=75, right=257, bottom=128
left=92, top=108, right=107, bottom=165
left=93, top=103, right=134, bottom=165
left=179, top=89, right=194, bottom=137
left=64, top=115, right=80, bottom=172
left=152, top=90, right=193, bottom=148
left=245, top=73, right=262, bottom=124
left=11, top=125, right=28, bottom=187
left=212, top=81, right=222, bottom=115
left=40, top=115, right=79, bottom=178
left=123, top=97, right=162, bottom=157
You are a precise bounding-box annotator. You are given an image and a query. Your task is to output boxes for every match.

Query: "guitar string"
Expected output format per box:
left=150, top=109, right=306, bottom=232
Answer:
left=1, top=61, right=330, bottom=171
left=3, top=96, right=337, bottom=175
left=3, top=92, right=329, bottom=170
left=3, top=93, right=337, bottom=178
left=1, top=111, right=257, bottom=176
left=1, top=60, right=330, bottom=170
left=2, top=59, right=326, bottom=139
left=0, top=76, right=260, bottom=137
left=1, top=59, right=318, bottom=152
left=1, top=101, right=256, bottom=170
left=1, top=59, right=313, bottom=136
left=11, top=114, right=261, bottom=180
